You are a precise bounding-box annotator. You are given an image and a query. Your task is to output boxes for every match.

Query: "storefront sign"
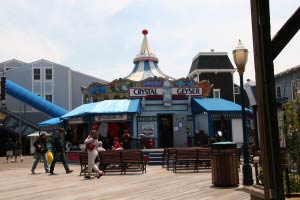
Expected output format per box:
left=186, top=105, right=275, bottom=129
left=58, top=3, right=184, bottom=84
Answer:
left=94, top=114, right=128, bottom=122
left=172, top=88, right=202, bottom=96
left=210, top=113, right=242, bottom=119
left=69, top=118, right=86, bottom=124
left=129, top=87, right=202, bottom=97
left=137, top=116, right=157, bottom=122
left=40, top=125, right=61, bottom=131
left=129, top=88, right=163, bottom=97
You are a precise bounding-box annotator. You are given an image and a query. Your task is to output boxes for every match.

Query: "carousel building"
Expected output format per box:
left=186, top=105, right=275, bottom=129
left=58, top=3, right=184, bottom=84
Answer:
left=43, top=30, right=252, bottom=152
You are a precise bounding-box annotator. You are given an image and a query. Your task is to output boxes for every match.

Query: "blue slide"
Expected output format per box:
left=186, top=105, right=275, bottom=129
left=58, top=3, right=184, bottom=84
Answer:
left=6, top=80, right=68, bottom=117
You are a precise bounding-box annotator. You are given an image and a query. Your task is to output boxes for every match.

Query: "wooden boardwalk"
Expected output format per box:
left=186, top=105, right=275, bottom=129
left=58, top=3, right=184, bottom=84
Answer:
left=0, top=156, right=250, bottom=200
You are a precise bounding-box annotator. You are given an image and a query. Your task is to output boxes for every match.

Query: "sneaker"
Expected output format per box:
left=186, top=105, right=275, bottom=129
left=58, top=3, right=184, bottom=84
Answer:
left=66, top=170, right=73, bottom=174
left=31, top=170, right=35, bottom=174
left=49, top=172, right=55, bottom=175
left=45, top=170, right=50, bottom=173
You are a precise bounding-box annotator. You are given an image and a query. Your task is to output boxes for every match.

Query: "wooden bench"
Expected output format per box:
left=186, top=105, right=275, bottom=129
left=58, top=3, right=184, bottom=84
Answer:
left=98, top=149, right=146, bottom=175
left=121, top=149, right=146, bottom=174
left=165, top=148, right=176, bottom=171
left=173, top=148, right=199, bottom=173
left=79, top=152, right=88, bottom=176
left=197, top=147, right=211, bottom=168
left=99, top=150, right=123, bottom=174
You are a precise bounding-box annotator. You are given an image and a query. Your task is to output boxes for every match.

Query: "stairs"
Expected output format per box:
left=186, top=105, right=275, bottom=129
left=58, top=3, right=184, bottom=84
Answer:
left=0, top=107, right=38, bottom=136
left=142, top=149, right=164, bottom=166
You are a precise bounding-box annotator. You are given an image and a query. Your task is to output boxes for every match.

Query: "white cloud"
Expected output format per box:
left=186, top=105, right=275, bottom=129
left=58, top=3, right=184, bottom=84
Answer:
left=0, top=0, right=298, bottom=85
left=0, top=28, right=67, bottom=63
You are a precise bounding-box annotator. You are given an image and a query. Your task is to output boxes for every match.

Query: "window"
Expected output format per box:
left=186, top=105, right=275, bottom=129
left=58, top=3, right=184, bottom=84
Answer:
left=5, top=67, right=14, bottom=71
left=213, top=89, right=220, bottom=98
left=234, top=86, right=240, bottom=94
left=45, top=94, right=53, bottom=102
left=291, top=81, right=297, bottom=100
left=193, top=75, right=198, bottom=82
left=45, top=68, right=52, bottom=80
left=276, top=85, right=281, bottom=98
left=33, top=68, right=41, bottom=80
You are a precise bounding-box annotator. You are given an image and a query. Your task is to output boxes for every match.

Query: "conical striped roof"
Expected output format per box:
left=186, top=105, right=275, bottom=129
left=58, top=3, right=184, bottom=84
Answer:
left=124, top=30, right=173, bottom=81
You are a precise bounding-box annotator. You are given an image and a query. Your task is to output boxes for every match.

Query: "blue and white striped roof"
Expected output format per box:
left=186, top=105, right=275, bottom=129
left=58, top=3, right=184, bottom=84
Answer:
left=124, top=30, right=173, bottom=81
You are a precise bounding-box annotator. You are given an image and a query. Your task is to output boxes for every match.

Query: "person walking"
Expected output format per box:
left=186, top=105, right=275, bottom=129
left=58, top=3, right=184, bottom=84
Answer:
left=50, top=128, right=73, bottom=175
left=14, top=138, right=23, bottom=162
left=84, top=130, right=104, bottom=179
left=31, top=133, right=49, bottom=174
left=5, top=138, right=15, bottom=163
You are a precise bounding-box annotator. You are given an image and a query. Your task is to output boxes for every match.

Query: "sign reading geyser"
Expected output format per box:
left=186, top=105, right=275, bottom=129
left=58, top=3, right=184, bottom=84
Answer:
left=129, top=87, right=202, bottom=97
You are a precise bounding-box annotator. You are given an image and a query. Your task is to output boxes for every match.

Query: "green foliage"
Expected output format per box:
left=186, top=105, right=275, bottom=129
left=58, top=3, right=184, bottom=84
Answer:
left=282, top=100, right=300, bottom=193
left=282, top=100, right=300, bottom=168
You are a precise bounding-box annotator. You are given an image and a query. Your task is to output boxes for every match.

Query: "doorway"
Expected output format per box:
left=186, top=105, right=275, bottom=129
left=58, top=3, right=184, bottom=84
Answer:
left=158, top=115, right=173, bottom=148
left=213, top=117, right=232, bottom=142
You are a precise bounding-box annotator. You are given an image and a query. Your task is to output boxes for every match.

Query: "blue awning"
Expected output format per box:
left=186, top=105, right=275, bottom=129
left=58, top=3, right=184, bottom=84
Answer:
left=61, top=99, right=141, bottom=119
left=38, top=117, right=62, bottom=127
left=191, top=98, right=251, bottom=114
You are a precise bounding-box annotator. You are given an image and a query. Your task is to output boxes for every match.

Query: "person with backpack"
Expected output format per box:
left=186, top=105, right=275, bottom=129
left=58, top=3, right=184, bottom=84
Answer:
left=49, top=128, right=73, bottom=175
left=31, top=133, right=49, bottom=174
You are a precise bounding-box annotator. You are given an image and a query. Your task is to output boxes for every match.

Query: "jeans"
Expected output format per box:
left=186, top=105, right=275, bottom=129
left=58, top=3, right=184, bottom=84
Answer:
left=31, top=152, right=49, bottom=172
left=50, top=152, right=70, bottom=173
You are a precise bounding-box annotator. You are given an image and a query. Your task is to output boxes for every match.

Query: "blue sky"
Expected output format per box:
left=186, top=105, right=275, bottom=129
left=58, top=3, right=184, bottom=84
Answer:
left=0, top=0, right=299, bottom=84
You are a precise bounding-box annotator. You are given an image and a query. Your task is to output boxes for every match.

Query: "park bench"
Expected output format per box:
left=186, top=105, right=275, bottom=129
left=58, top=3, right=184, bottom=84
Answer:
left=79, top=152, right=88, bottom=176
left=99, top=150, right=123, bottom=174
left=196, top=147, right=212, bottom=168
left=121, top=149, right=146, bottom=174
left=98, top=149, right=146, bottom=175
left=173, top=148, right=199, bottom=173
left=164, top=148, right=176, bottom=170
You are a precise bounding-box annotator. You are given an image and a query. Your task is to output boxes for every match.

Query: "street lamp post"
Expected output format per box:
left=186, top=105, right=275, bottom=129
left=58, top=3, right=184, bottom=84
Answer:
left=233, top=40, right=253, bottom=185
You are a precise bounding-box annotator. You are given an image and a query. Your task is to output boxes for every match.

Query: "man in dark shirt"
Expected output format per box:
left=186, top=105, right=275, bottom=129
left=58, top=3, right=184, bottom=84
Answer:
left=50, top=128, right=73, bottom=175
left=31, top=133, right=49, bottom=174
left=5, top=138, right=15, bottom=163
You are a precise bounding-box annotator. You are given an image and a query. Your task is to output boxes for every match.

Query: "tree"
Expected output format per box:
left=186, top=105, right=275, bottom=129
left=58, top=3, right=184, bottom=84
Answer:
left=282, top=99, right=300, bottom=174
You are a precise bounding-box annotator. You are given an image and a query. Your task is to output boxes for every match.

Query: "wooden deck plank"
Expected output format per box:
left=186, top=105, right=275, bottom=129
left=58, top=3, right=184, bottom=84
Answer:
left=0, top=156, right=250, bottom=200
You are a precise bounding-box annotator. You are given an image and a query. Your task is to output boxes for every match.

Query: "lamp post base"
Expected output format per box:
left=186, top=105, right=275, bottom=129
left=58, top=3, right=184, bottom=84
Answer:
left=243, top=164, right=254, bottom=185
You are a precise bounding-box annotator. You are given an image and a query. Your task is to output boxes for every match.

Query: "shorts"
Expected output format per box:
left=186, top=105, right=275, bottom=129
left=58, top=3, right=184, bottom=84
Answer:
left=6, top=150, right=13, bottom=157
left=14, top=149, right=22, bottom=156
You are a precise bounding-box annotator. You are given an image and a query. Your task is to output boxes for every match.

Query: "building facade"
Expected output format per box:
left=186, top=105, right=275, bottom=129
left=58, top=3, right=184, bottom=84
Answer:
left=1, top=59, right=108, bottom=124
left=187, top=51, right=236, bottom=102
left=70, top=30, right=249, bottom=150
left=274, top=65, right=300, bottom=102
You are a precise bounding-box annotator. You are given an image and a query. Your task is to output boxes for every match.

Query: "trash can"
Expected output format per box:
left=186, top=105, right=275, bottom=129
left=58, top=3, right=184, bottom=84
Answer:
left=211, top=141, right=239, bottom=187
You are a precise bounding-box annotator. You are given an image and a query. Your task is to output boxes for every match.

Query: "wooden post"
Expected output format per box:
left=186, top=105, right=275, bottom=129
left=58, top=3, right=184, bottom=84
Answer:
left=250, top=0, right=285, bottom=199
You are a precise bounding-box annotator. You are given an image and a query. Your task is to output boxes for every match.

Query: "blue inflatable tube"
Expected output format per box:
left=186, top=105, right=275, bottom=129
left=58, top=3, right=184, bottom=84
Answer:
left=6, top=80, right=68, bottom=117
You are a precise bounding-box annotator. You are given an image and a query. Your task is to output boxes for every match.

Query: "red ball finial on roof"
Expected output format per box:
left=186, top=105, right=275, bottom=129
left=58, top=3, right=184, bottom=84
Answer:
left=142, top=29, right=148, bottom=35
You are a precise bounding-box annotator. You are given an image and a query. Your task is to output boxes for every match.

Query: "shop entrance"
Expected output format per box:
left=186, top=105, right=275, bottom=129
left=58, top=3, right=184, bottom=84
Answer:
left=212, top=117, right=232, bottom=142
left=158, top=115, right=173, bottom=148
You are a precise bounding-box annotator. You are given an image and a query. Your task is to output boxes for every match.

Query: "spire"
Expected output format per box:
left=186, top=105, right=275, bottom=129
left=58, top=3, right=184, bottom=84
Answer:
left=134, top=29, right=159, bottom=63
left=124, top=29, right=173, bottom=81
left=139, top=29, right=152, bottom=56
